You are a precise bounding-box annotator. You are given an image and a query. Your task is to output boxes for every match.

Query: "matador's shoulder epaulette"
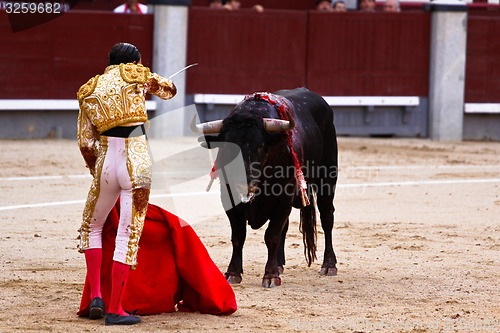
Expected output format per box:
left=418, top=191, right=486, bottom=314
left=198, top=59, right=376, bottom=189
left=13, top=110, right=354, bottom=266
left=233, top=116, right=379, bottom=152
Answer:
left=120, top=63, right=150, bottom=84
left=77, top=75, right=100, bottom=103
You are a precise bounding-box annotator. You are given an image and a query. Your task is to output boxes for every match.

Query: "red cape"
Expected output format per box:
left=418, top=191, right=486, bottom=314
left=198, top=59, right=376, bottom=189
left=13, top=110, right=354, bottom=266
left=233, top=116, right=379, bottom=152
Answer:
left=77, top=202, right=237, bottom=316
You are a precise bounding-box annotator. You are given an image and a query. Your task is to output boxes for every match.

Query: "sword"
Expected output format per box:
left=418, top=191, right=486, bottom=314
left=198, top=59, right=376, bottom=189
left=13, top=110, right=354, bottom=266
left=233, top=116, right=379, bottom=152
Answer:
left=168, top=63, right=198, bottom=79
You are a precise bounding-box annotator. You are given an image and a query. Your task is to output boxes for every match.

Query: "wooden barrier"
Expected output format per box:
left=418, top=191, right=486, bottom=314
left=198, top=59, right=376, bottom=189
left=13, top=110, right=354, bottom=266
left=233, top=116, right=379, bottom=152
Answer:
left=186, top=7, right=308, bottom=94
left=0, top=10, right=153, bottom=99
left=465, top=9, right=500, bottom=104
left=306, top=11, right=431, bottom=96
left=186, top=8, right=431, bottom=97
left=0, top=6, right=498, bottom=107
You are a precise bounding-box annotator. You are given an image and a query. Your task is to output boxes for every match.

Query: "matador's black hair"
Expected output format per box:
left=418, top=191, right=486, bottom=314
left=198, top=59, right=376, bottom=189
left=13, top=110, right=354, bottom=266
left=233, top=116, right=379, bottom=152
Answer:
left=108, top=42, right=141, bottom=66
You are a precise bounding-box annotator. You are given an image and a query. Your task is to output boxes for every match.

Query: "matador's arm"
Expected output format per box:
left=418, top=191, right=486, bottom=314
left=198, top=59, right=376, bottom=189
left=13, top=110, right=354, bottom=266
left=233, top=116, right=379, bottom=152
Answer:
left=147, top=71, right=177, bottom=100
left=77, top=104, right=99, bottom=176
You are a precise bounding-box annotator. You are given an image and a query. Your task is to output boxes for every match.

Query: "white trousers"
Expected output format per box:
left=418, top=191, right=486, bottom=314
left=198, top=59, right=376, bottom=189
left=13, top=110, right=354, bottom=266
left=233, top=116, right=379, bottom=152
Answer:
left=79, top=135, right=152, bottom=266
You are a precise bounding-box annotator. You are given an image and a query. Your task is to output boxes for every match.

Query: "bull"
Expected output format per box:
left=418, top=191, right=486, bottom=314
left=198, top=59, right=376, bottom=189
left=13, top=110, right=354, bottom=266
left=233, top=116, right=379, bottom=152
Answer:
left=193, top=87, right=338, bottom=288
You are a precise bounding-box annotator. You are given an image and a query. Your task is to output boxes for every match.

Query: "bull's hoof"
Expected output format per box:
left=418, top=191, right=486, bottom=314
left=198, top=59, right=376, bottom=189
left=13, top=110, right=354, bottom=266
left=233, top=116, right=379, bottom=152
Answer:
left=225, top=272, right=242, bottom=284
left=320, top=266, right=337, bottom=276
left=262, top=275, right=281, bottom=288
left=278, top=266, right=284, bottom=275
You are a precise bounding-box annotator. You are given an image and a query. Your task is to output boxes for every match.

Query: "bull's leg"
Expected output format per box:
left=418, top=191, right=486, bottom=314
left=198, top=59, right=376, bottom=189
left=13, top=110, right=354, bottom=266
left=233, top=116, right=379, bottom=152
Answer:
left=262, top=211, right=290, bottom=288
left=317, top=193, right=337, bottom=276
left=277, top=218, right=289, bottom=274
left=225, top=209, right=247, bottom=284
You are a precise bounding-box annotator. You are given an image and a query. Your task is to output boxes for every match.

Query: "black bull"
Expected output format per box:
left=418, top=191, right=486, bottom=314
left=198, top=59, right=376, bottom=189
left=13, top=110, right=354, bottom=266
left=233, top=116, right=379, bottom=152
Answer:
left=196, top=87, right=338, bottom=288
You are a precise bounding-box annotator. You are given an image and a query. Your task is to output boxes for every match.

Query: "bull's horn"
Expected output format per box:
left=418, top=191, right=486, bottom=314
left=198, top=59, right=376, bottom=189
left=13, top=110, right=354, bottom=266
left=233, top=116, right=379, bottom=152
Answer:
left=190, top=115, right=224, bottom=134
left=263, top=117, right=296, bottom=132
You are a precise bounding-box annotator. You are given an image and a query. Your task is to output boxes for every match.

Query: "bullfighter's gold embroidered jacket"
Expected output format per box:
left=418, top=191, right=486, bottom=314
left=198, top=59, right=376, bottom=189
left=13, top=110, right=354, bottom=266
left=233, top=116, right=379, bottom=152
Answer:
left=76, top=63, right=176, bottom=174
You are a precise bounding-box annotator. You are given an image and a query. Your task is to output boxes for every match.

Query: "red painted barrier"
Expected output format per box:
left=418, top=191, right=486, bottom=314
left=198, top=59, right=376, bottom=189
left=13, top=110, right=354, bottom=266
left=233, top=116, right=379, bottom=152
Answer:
left=306, top=11, right=431, bottom=96
left=0, top=10, right=153, bottom=99
left=187, top=8, right=431, bottom=96
left=186, top=8, right=308, bottom=94
left=465, top=9, right=500, bottom=103
left=1, top=5, right=499, bottom=103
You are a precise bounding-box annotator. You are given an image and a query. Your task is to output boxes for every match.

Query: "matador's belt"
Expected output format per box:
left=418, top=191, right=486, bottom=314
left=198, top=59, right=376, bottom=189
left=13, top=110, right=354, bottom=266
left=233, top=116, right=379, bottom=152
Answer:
left=101, top=124, right=146, bottom=138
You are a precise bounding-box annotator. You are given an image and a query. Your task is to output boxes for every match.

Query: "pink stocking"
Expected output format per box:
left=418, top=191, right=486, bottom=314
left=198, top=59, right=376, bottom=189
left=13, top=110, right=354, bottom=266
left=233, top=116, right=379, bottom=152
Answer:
left=108, top=261, right=131, bottom=316
left=84, top=248, right=102, bottom=300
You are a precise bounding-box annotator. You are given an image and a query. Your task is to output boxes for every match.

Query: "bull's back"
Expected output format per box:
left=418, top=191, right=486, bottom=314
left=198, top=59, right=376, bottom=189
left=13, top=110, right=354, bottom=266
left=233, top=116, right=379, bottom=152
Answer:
left=275, top=87, right=336, bottom=161
left=275, top=87, right=334, bottom=133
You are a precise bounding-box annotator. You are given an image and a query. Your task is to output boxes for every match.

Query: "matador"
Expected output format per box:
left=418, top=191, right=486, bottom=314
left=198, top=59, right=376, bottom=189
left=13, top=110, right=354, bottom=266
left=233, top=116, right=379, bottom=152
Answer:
left=76, top=43, right=176, bottom=325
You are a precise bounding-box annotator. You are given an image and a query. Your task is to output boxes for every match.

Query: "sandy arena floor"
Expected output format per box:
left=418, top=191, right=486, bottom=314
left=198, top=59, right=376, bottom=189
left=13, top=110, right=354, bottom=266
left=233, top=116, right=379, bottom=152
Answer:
left=0, top=137, right=499, bottom=332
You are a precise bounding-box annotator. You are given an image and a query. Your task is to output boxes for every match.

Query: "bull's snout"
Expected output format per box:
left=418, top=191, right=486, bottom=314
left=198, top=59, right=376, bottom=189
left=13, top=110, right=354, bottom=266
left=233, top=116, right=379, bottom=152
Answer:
left=240, top=192, right=255, bottom=204
left=237, top=180, right=258, bottom=204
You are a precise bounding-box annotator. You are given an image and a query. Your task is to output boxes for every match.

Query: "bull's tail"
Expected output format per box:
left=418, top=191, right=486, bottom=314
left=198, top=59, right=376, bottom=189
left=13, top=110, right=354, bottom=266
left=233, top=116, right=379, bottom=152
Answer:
left=300, top=192, right=317, bottom=267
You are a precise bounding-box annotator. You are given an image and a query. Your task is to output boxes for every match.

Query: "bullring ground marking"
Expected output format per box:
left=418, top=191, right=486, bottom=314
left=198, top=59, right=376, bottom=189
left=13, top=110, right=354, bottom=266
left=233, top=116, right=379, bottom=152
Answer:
left=1, top=178, right=500, bottom=211
left=1, top=164, right=499, bottom=182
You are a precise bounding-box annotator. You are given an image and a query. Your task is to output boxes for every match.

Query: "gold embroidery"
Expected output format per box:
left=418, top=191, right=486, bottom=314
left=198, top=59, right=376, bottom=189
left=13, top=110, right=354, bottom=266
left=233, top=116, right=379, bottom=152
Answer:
left=78, top=64, right=176, bottom=134
left=126, top=136, right=152, bottom=189
left=125, top=188, right=150, bottom=266
left=78, top=136, right=109, bottom=252
left=120, top=63, right=149, bottom=84
left=147, top=71, right=177, bottom=100
left=77, top=75, right=100, bottom=103
left=77, top=102, right=99, bottom=172
left=124, top=136, right=152, bottom=265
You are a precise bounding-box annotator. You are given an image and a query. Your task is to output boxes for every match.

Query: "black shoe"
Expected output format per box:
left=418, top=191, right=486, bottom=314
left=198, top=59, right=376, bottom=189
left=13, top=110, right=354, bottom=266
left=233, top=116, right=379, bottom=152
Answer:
left=89, top=297, right=106, bottom=319
left=105, top=313, right=141, bottom=326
